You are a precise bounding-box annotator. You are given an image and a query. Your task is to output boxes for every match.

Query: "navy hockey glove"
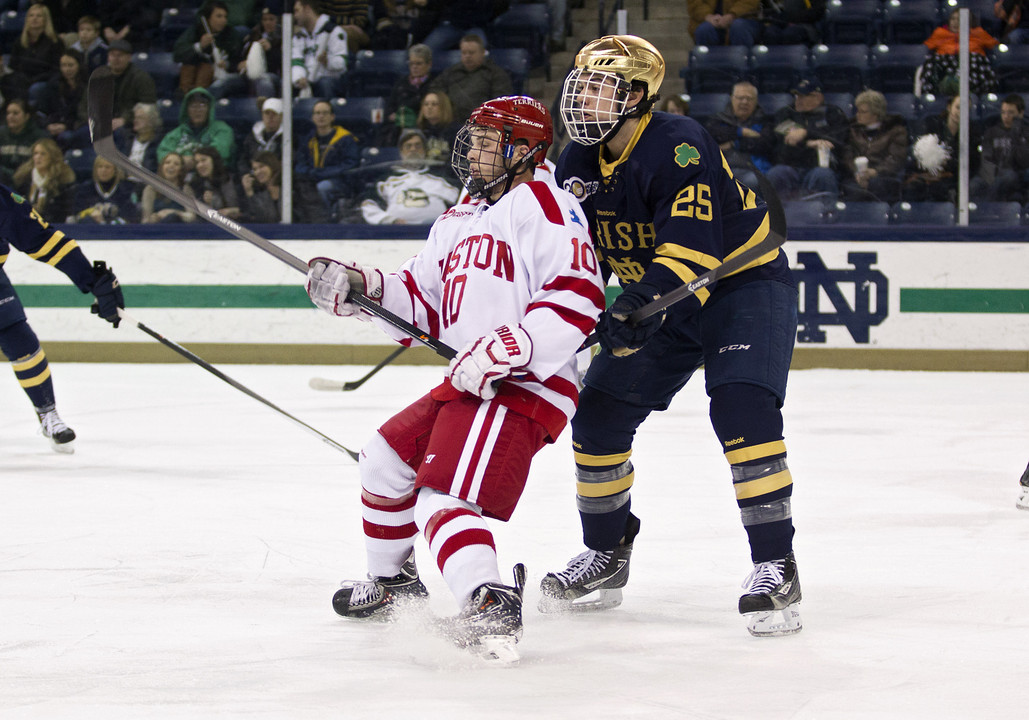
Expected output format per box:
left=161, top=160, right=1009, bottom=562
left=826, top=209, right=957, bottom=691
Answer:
left=596, top=282, right=665, bottom=357
left=89, top=261, right=124, bottom=328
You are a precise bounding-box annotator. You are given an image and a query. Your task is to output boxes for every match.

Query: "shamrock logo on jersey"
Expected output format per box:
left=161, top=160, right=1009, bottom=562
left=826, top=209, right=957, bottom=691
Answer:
left=674, top=143, right=701, bottom=168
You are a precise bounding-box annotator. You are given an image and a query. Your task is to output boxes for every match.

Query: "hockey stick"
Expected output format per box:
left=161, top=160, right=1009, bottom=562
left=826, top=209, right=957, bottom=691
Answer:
left=118, top=309, right=359, bottom=461
left=86, top=67, right=457, bottom=361
left=309, top=346, right=408, bottom=391
left=582, top=172, right=788, bottom=348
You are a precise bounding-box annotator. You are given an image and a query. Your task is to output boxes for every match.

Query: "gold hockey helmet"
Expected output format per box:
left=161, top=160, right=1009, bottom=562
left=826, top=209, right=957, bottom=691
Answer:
left=574, top=35, right=666, bottom=101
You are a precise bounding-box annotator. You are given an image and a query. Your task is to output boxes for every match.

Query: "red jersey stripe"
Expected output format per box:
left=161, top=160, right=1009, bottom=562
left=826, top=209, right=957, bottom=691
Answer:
left=526, top=181, right=565, bottom=226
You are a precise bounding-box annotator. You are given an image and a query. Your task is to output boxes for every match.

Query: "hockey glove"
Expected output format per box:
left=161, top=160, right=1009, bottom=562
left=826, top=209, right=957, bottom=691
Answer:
left=306, top=257, right=384, bottom=319
left=449, top=324, right=533, bottom=400
left=89, top=261, right=124, bottom=328
left=596, top=282, right=665, bottom=357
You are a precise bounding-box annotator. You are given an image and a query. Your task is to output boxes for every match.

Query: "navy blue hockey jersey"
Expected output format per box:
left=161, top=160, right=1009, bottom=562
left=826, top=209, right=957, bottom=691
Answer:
left=556, top=111, right=792, bottom=316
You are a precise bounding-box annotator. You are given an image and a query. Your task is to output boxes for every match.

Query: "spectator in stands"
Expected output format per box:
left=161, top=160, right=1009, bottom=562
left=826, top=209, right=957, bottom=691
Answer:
left=188, top=145, right=242, bottom=220
left=71, top=15, right=109, bottom=77
left=357, top=128, right=460, bottom=224
left=922, top=9, right=998, bottom=97
left=37, top=49, right=89, bottom=151
left=13, top=138, right=77, bottom=224
left=840, top=89, right=908, bottom=203
left=224, top=0, right=261, bottom=28
left=240, top=7, right=282, bottom=101
left=704, top=80, right=774, bottom=190
left=292, top=0, right=350, bottom=99
left=0, top=99, right=48, bottom=184
left=9, top=3, right=63, bottom=102
left=114, top=102, right=163, bottom=179
left=71, top=156, right=141, bottom=225
left=83, top=39, right=158, bottom=132
left=687, top=0, right=762, bottom=47
left=237, top=98, right=284, bottom=177
left=157, top=88, right=237, bottom=173
left=42, top=0, right=95, bottom=38
left=371, top=0, right=440, bottom=50
left=416, top=90, right=459, bottom=168
left=903, top=95, right=981, bottom=203
left=421, top=0, right=504, bottom=52
left=174, top=0, right=248, bottom=100
left=659, top=94, right=689, bottom=116
left=995, top=0, right=1029, bottom=43
left=295, top=99, right=361, bottom=222
left=321, top=0, right=373, bottom=52
left=240, top=150, right=282, bottom=223
left=384, top=43, right=435, bottom=146
left=760, top=0, right=826, bottom=45
left=427, top=34, right=513, bottom=122
left=0, top=54, right=30, bottom=106
left=141, top=152, right=196, bottom=223
left=97, top=0, right=161, bottom=53
left=970, top=93, right=1029, bottom=202
left=765, top=77, right=848, bottom=203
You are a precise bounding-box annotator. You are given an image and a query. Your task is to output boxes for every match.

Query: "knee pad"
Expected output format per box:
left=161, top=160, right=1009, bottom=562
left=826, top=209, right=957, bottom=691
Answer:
left=360, top=432, right=418, bottom=499
left=709, top=382, right=783, bottom=452
left=572, top=385, right=650, bottom=456
left=0, top=319, right=41, bottom=363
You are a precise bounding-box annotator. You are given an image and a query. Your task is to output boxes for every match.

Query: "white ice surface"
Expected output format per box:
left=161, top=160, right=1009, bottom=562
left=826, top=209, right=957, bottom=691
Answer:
left=1, top=362, right=1027, bottom=719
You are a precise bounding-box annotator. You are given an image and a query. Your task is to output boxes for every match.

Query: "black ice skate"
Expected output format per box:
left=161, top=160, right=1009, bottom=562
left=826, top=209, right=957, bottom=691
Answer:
left=332, top=554, right=428, bottom=620
left=441, top=564, right=526, bottom=664
left=1017, top=462, right=1029, bottom=511
left=739, top=551, right=803, bottom=637
left=538, top=513, right=640, bottom=613
left=38, top=409, right=75, bottom=454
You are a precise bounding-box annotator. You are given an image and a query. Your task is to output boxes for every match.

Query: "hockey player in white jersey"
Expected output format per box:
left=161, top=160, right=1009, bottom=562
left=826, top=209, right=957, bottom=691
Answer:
left=306, top=96, right=606, bottom=661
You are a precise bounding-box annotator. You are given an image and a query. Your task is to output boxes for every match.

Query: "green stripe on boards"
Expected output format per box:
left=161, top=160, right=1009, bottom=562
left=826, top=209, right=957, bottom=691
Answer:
left=900, top=289, right=1029, bottom=313
left=17, top=285, right=314, bottom=309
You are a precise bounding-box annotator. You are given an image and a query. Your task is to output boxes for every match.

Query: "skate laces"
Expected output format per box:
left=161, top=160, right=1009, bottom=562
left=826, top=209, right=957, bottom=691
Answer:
left=558, top=549, right=612, bottom=584
left=39, top=410, right=68, bottom=437
left=741, top=559, right=786, bottom=595
left=340, top=580, right=383, bottom=606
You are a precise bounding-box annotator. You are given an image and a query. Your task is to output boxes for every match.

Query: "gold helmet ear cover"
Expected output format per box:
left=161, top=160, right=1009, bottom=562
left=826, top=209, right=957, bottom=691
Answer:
left=574, top=35, right=666, bottom=106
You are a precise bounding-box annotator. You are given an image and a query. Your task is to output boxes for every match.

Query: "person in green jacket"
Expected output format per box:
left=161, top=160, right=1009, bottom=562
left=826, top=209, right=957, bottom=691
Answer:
left=156, top=88, right=236, bottom=174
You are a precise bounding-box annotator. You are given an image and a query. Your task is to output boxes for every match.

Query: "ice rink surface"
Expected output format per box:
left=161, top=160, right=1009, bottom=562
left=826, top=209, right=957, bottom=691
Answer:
left=2, top=361, right=1027, bottom=719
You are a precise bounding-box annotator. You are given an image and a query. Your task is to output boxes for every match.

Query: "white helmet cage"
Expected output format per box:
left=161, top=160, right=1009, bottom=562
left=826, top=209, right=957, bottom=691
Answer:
left=559, top=68, right=636, bottom=146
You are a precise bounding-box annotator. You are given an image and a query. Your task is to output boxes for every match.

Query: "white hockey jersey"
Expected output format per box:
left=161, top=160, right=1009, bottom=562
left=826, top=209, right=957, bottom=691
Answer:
left=371, top=180, right=605, bottom=439
left=291, top=15, right=348, bottom=86
left=359, top=168, right=461, bottom=225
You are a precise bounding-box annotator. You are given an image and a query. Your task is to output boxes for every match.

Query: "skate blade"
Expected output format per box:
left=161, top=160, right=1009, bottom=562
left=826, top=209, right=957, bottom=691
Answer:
left=476, top=635, right=520, bottom=665
left=538, top=587, right=623, bottom=614
left=1016, top=496, right=1029, bottom=511
left=745, top=606, right=802, bottom=637
left=49, top=440, right=75, bottom=455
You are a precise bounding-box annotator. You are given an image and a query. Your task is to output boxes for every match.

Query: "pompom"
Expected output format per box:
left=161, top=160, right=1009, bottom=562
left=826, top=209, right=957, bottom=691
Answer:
left=913, top=134, right=950, bottom=175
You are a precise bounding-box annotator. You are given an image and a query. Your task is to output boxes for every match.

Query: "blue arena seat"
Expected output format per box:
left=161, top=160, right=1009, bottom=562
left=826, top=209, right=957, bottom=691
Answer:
left=684, top=92, right=728, bottom=123
left=993, top=44, right=1029, bottom=92
left=822, top=0, right=881, bottom=45
left=822, top=91, right=855, bottom=116
left=969, top=201, right=1023, bottom=226
left=830, top=201, right=891, bottom=225
left=758, top=92, right=793, bottom=115
left=361, top=146, right=401, bottom=167
left=348, top=49, right=409, bottom=98
left=879, top=0, right=940, bottom=46
left=133, top=51, right=180, bottom=97
left=489, top=47, right=530, bottom=94
left=489, top=4, right=551, bottom=79
left=216, top=97, right=262, bottom=136
left=749, top=44, right=810, bottom=94
left=890, top=201, right=956, bottom=226
left=0, top=9, right=24, bottom=47
left=686, top=45, right=750, bottom=94
left=783, top=200, right=830, bottom=226
left=431, top=49, right=462, bottom=74
left=156, top=98, right=179, bottom=128
left=870, top=44, right=929, bottom=94
left=883, top=92, right=920, bottom=124
left=810, top=44, right=870, bottom=95
left=65, top=147, right=97, bottom=183
left=159, top=7, right=197, bottom=49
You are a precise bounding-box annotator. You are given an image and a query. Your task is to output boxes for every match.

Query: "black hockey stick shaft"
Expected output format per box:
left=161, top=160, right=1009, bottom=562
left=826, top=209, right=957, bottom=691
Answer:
left=344, top=346, right=407, bottom=390
left=119, top=310, right=359, bottom=461
left=87, top=67, right=456, bottom=361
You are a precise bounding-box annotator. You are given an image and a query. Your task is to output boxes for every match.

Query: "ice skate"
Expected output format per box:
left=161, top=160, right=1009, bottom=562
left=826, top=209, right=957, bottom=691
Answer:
left=1017, top=463, right=1029, bottom=510
left=538, top=513, right=639, bottom=613
left=38, top=409, right=75, bottom=454
left=331, top=554, right=428, bottom=620
left=739, top=551, right=803, bottom=637
left=440, top=564, right=526, bottom=664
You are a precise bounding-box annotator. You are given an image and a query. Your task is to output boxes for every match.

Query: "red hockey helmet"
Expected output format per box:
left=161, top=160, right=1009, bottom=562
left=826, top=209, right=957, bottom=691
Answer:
left=466, top=95, right=553, bottom=165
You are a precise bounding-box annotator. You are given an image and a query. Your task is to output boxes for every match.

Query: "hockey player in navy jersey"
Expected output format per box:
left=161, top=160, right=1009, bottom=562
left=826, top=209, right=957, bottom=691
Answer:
left=306, top=96, right=605, bottom=660
left=0, top=185, right=124, bottom=453
left=537, top=35, right=804, bottom=636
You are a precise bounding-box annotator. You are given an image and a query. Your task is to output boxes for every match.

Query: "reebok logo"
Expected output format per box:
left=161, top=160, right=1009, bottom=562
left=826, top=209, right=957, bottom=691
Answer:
left=724, top=437, right=745, bottom=447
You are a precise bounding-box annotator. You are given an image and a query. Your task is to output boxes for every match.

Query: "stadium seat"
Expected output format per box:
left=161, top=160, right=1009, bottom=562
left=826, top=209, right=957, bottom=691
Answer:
left=0, top=10, right=23, bottom=48
left=159, top=7, right=197, bottom=49
left=822, top=91, right=855, bottom=116
left=332, top=96, right=385, bottom=145
left=883, top=92, right=920, bottom=125
left=65, top=147, right=97, bottom=183
left=133, top=51, right=180, bottom=97
left=156, top=98, right=179, bottom=128
left=361, top=146, right=401, bottom=167
left=749, top=44, right=810, bottom=94
left=758, top=92, right=793, bottom=115
left=822, top=0, right=881, bottom=45
left=830, top=201, right=891, bottom=225
left=431, top=49, right=462, bottom=74
left=489, top=47, right=530, bottom=94
left=684, top=92, right=728, bottom=123
left=993, top=44, right=1029, bottom=92
left=489, top=5, right=550, bottom=79
left=216, top=97, right=262, bottom=136
left=869, top=44, right=929, bottom=94
left=783, top=200, right=829, bottom=226
left=969, top=201, right=1022, bottom=226
left=890, top=201, right=956, bottom=226
left=879, top=0, right=940, bottom=46
left=810, top=44, right=869, bottom=95
left=348, top=49, right=408, bottom=98
left=686, top=45, right=750, bottom=94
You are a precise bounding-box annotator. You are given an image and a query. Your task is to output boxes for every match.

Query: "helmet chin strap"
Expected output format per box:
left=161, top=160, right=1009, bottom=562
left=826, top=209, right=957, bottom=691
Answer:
left=601, top=92, right=658, bottom=144
left=477, top=141, right=546, bottom=204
